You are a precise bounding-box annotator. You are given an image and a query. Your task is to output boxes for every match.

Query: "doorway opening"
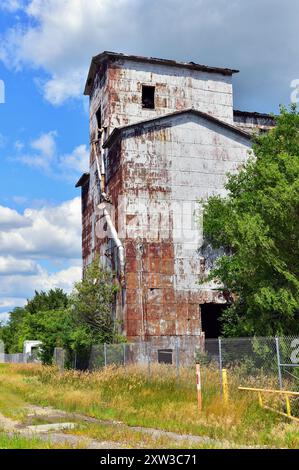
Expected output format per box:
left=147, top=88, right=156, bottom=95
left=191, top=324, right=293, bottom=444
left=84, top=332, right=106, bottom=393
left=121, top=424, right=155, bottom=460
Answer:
left=200, top=303, right=227, bottom=338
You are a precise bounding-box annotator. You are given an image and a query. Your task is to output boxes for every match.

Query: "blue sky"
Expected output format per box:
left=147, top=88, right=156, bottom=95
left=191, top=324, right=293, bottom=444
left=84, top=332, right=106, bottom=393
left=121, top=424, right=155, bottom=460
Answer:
left=0, top=0, right=298, bottom=322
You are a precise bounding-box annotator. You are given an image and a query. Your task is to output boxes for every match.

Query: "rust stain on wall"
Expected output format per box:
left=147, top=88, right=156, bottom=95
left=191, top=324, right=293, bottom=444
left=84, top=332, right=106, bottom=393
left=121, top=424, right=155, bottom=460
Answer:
left=77, top=52, right=275, bottom=345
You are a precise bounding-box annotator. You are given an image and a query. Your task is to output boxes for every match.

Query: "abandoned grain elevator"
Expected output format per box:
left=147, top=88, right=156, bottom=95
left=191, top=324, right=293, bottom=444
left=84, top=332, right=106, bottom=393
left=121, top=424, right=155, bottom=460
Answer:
left=76, top=51, right=275, bottom=349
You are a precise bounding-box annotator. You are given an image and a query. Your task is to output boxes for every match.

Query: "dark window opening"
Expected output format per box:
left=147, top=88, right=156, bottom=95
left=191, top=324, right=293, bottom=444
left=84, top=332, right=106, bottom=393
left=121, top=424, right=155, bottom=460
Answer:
left=158, top=349, right=173, bottom=364
left=81, top=183, right=89, bottom=212
left=96, top=107, right=102, bottom=131
left=201, top=303, right=227, bottom=339
left=142, top=85, right=155, bottom=109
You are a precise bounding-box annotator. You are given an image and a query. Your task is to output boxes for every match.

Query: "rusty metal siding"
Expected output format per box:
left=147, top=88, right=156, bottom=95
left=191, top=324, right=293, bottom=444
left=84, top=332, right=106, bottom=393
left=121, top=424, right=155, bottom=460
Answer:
left=90, top=57, right=234, bottom=137
left=81, top=55, right=260, bottom=344
left=108, top=59, right=234, bottom=127
left=106, top=113, right=251, bottom=341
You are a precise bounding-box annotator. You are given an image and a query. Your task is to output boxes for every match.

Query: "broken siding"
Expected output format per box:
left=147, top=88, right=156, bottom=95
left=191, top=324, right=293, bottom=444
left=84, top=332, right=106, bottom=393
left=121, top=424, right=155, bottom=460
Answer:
left=233, top=111, right=276, bottom=134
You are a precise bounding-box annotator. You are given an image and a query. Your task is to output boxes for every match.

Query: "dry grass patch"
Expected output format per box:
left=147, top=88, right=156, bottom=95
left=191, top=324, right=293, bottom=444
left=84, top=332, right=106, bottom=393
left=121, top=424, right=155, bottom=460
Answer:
left=0, top=363, right=298, bottom=448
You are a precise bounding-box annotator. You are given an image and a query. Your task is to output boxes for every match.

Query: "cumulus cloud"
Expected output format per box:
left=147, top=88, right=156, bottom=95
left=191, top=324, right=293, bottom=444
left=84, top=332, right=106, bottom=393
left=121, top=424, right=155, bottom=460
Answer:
left=18, top=131, right=57, bottom=170
left=0, top=197, right=82, bottom=315
left=0, top=197, right=82, bottom=259
left=0, top=265, right=82, bottom=300
left=14, top=131, right=89, bottom=179
left=0, top=205, right=31, bottom=230
left=0, top=0, right=298, bottom=110
left=59, top=144, right=89, bottom=175
left=0, top=256, right=40, bottom=276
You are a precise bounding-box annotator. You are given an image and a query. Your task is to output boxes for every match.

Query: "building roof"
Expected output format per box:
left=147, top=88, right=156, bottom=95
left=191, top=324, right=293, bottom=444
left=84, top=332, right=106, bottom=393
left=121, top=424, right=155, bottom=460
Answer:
left=233, top=109, right=276, bottom=120
left=75, top=172, right=90, bottom=188
left=84, top=51, right=239, bottom=96
left=102, top=108, right=252, bottom=149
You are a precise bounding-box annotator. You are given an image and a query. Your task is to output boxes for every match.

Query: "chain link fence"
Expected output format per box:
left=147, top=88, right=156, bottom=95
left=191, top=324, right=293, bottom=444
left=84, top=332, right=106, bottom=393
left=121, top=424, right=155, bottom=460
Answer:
left=87, top=336, right=299, bottom=391
left=1, top=336, right=298, bottom=392
left=0, top=339, right=41, bottom=364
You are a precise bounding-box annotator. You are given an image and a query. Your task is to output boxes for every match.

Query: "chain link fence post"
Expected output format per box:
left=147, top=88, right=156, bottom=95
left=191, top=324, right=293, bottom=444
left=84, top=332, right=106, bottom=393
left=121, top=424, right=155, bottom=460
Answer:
left=104, top=343, right=107, bottom=367
left=147, top=343, right=151, bottom=379
left=53, top=347, right=65, bottom=372
left=275, top=336, right=283, bottom=389
left=0, top=340, right=4, bottom=363
left=175, top=337, right=179, bottom=380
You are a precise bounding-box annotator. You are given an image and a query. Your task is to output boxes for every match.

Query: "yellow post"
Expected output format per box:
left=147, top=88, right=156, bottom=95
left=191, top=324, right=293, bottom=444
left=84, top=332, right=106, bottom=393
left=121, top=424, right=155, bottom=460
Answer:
left=285, top=396, right=291, bottom=417
left=258, top=392, right=263, bottom=407
left=196, top=363, right=202, bottom=412
left=222, top=368, right=229, bottom=404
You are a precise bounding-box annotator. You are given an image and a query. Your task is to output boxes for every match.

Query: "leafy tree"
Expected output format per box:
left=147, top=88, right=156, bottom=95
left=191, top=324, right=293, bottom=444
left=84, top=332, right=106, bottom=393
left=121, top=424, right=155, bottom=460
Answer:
left=71, top=257, right=119, bottom=344
left=26, top=289, right=68, bottom=314
left=0, top=290, right=71, bottom=356
left=201, top=105, right=299, bottom=336
left=0, top=307, right=27, bottom=353
left=0, top=261, right=120, bottom=365
left=21, top=309, right=74, bottom=364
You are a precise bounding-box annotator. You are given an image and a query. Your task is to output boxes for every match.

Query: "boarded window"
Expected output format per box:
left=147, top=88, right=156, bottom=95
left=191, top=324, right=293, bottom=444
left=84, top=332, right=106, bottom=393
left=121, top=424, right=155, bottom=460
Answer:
left=158, top=349, right=173, bottom=364
left=142, top=85, right=155, bottom=109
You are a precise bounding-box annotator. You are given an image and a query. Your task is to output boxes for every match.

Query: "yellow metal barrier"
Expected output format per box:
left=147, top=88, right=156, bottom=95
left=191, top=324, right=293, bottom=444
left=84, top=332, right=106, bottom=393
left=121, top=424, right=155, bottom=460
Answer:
left=238, top=386, right=299, bottom=422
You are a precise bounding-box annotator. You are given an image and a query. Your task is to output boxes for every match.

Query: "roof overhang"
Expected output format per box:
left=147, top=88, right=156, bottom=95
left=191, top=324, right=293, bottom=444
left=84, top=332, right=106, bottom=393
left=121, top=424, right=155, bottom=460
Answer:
left=103, top=108, right=252, bottom=150
left=84, top=51, right=239, bottom=96
left=75, top=173, right=90, bottom=188
left=234, top=109, right=276, bottom=120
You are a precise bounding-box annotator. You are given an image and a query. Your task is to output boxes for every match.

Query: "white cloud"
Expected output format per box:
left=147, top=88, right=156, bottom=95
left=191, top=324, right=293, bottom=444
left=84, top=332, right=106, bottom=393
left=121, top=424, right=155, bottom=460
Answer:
left=0, top=205, right=31, bottom=230
left=0, top=312, right=10, bottom=324
left=1, top=0, right=298, bottom=111
left=59, top=144, right=89, bottom=175
left=13, top=131, right=89, bottom=179
left=0, top=197, right=82, bottom=313
left=0, top=265, right=81, bottom=300
left=0, top=256, right=40, bottom=275
left=0, top=197, right=82, bottom=259
left=18, top=131, right=57, bottom=170
left=0, top=298, right=26, bottom=309
left=31, top=131, right=57, bottom=158
left=0, top=0, right=118, bottom=104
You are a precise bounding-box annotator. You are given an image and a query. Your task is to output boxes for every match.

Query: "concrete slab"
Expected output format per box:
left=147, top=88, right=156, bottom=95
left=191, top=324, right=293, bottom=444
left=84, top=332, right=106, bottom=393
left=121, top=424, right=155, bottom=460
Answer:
left=26, top=422, right=77, bottom=433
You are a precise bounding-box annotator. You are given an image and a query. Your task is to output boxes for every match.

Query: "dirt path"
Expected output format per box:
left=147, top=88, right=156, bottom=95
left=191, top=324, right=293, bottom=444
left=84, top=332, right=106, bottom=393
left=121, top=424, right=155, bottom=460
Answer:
left=0, top=410, right=126, bottom=449
left=11, top=404, right=261, bottom=449
left=0, top=402, right=268, bottom=449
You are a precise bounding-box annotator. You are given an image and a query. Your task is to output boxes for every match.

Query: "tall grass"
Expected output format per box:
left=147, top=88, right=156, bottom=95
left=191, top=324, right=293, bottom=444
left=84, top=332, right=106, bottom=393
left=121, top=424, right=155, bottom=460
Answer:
left=0, top=363, right=298, bottom=448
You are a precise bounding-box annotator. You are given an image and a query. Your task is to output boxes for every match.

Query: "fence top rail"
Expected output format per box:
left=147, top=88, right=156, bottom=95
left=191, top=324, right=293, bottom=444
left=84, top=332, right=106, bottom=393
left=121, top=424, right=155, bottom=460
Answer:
left=238, top=386, right=299, bottom=397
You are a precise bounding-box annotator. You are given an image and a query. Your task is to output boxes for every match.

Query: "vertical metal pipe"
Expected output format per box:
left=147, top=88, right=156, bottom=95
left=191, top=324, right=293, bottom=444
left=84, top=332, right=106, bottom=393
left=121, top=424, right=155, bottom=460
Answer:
left=275, top=337, right=283, bottom=389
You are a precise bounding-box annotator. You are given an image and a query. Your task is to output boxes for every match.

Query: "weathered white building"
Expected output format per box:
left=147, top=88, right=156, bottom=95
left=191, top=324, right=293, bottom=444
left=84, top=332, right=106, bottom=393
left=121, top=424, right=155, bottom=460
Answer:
left=76, top=52, right=275, bottom=348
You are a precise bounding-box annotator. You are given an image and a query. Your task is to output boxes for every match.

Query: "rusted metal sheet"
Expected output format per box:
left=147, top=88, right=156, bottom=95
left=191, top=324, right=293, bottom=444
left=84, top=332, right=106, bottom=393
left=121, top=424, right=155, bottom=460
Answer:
left=77, top=53, right=268, bottom=345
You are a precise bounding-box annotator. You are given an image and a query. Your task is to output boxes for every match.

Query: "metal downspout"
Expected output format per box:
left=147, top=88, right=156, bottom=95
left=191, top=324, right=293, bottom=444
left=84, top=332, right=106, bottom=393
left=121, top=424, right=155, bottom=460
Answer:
left=91, top=137, right=125, bottom=285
